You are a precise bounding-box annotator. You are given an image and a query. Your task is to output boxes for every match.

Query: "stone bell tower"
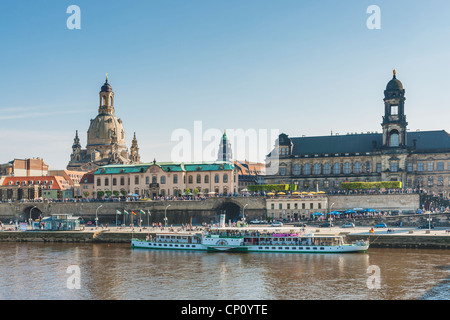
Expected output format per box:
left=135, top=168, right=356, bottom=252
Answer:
left=382, top=70, right=408, bottom=148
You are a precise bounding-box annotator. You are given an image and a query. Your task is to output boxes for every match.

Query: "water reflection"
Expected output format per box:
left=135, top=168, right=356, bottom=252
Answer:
left=0, top=243, right=448, bottom=300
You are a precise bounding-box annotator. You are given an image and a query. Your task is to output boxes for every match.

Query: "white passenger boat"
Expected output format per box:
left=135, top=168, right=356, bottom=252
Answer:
left=131, top=228, right=369, bottom=253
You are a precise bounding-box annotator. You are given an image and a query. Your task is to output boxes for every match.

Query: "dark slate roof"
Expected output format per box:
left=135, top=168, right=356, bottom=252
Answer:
left=408, top=130, right=450, bottom=152
left=289, top=130, right=450, bottom=155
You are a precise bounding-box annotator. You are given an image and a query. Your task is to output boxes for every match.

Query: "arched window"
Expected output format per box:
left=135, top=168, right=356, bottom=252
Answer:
left=188, top=175, right=193, bottom=184
left=303, top=164, right=310, bottom=175
left=204, top=175, right=209, bottom=183
left=389, top=130, right=399, bottom=147
left=333, top=163, right=340, bottom=175
left=161, top=176, right=166, bottom=184
left=214, top=174, right=219, bottom=183
left=343, top=162, right=351, bottom=174
left=293, top=164, right=300, bottom=175
left=324, top=163, right=331, bottom=175
left=223, top=174, right=228, bottom=183
left=173, top=174, right=178, bottom=184
left=313, top=163, right=321, bottom=175
left=354, top=162, right=361, bottom=174
left=197, top=174, right=201, bottom=184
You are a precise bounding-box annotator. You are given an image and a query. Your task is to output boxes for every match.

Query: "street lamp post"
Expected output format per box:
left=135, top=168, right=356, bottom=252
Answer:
left=164, top=205, right=170, bottom=228
left=328, top=202, right=335, bottom=228
left=29, top=206, right=37, bottom=228
left=428, top=211, right=432, bottom=231
left=96, top=205, right=103, bottom=228
left=243, top=204, right=249, bottom=223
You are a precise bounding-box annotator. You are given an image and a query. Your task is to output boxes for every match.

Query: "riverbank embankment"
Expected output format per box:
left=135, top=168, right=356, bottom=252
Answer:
left=1, top=226, right=450, bottom=249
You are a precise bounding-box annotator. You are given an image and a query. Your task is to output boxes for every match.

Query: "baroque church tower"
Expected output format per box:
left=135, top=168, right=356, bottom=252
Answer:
left=67, top=76, right=141, bottom=171
left=217, top=130, right=233, bottom=162
left=382, top=70, right=408, bottom=148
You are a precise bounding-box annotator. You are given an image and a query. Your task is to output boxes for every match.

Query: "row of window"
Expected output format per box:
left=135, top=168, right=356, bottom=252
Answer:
left=96, top=174, right=230, bottom=187
left=9, top=180, right=54, bottom=186
left=281, top=161, right=450, bottom=176
left=95, top=186, right=231, bottom=197
left=270, top=203, right=323, bottom=210
left=408, top=162, right=450, bottom=172
left=281, top=162, right=376, bottom=176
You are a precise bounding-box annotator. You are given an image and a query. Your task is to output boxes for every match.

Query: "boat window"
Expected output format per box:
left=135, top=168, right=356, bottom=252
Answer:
left=164, top=244, right=167, bottom=247
left=272, top=247, right=276, bottom=250
left=299, top=247, right=303, bottom=250
left=265, top=247, right=269, bottom=250
left=278, top=247, right=282, bottom=250
left=320, top=247, right=324, bottom=250
left=259, top=247, right=263, bottom=249
left=306, top=247, right=310, bottom=250
left=292, top=247, right=296, bottom=250
left=312, top=247, right=317, bottom=250
left=180, top=245, right=184, bottom=247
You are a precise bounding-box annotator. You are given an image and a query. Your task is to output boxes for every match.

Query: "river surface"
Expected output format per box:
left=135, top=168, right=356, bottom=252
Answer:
left=0, top=242, right=449, bottom=300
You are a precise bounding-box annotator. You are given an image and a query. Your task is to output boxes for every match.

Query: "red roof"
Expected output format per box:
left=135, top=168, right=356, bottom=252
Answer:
left=2, top=176, right=71, bottom=190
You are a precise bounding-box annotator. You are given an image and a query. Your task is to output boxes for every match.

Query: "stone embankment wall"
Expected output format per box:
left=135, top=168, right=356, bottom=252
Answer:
left=346, top=234, right=450, bottom=249
left=328, top=194, right=420, bottom=212
left=0, top=231, right=146, bottom=243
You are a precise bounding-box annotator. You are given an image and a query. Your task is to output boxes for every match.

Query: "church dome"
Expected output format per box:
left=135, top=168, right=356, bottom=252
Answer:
left=86, top=113, right=127, bottom=149
left=386, top=70, right=403, bottom=91
left=386, top=77, right=403, bottom=91
left=101, top=79, right=113, bottom=92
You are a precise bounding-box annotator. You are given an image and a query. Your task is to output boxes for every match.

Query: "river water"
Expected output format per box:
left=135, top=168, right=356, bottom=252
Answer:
left=0, top=242, right=448, bottom=300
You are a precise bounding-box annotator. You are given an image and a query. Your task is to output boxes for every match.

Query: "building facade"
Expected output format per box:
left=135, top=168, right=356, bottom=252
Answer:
left=93, top=161, right=238, bottom=199
left=67, top=77, right=141, bottom=172
left=0, top=176, right=73, bottom=201
left=0, top=158, right=49, bottom=177
left=266, top=196, right=328, bottom=220
left=265, top=71, right=450, bottom=198
left=234, top=160, right=266, bottom=191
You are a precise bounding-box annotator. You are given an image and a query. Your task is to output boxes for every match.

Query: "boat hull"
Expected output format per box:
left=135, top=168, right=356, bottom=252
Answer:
left=131, top=239, right=368, bottom=253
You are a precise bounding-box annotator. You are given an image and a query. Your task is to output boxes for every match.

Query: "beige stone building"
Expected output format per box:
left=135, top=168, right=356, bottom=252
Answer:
left=266, top=196, right=328, bottom=220
left=265, top=71, right=450, bottom=198
left=67, top=76, right=141, bottom=172
left=93, top=161, right=238, bottom=199
left=0, top=158, right=49, bottom=177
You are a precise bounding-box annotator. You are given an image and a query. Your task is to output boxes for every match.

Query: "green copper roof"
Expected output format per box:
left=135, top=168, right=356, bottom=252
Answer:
left=94, top=161, right=234, bottom=175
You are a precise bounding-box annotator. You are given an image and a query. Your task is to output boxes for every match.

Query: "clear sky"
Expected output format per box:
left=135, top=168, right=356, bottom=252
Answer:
left=1, top=0, right=450, bottom=170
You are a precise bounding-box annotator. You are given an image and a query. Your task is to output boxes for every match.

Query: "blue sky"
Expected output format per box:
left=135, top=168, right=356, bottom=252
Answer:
left=1, top=0, right=450, bottom=169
